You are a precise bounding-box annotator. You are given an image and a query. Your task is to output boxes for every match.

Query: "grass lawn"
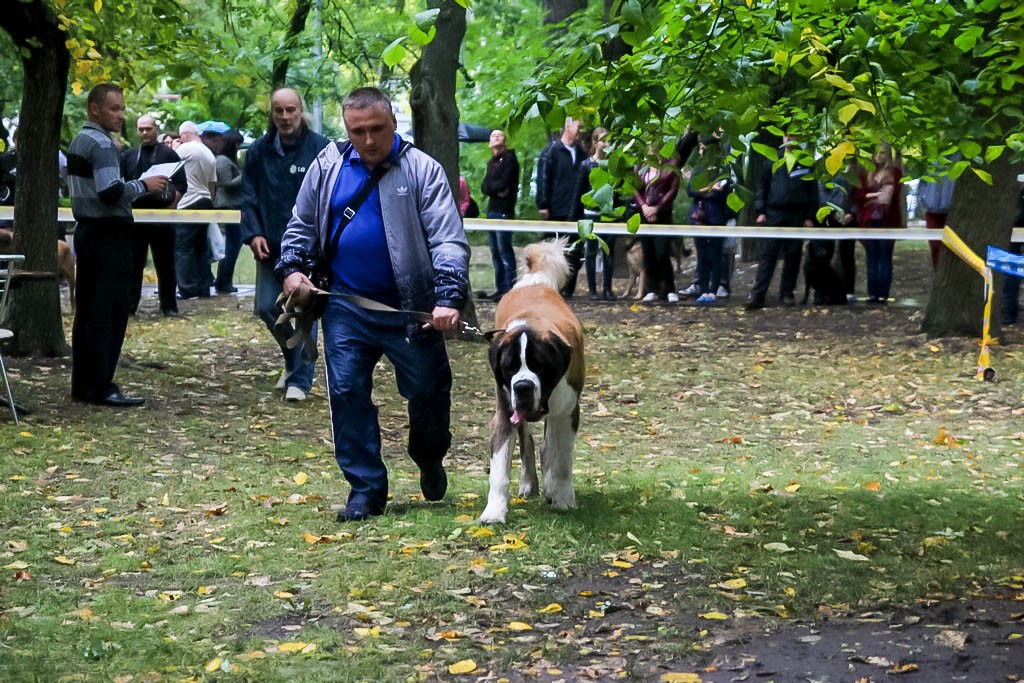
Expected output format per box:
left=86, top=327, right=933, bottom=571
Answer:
left=1, top=242, right=1023, bottom=681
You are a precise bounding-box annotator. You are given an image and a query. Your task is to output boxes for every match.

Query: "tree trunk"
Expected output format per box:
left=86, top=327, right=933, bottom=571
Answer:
left=922, top=153, right=1022, bottom=338
left=271, top=0, right=313, bottom=90
left=542, top=0, right=587, bottom=25
left=410, top=0, right=466, bottom=196
left=409, top=1, right=479, bottom=337
left=0, top=0, right=71, bottom=356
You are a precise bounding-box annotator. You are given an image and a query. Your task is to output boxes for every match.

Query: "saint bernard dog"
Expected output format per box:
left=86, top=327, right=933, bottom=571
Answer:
left=479, top=239, right=585, bottom=524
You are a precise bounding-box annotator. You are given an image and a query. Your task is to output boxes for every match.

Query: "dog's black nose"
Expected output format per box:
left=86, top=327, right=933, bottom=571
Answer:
left=513, top=380, right=534, bottom=395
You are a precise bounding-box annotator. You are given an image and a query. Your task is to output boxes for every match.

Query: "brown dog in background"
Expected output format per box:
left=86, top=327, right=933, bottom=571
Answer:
left=621, top=238, right=645, bottom=300
left=0, top=227, right=76, bottom=309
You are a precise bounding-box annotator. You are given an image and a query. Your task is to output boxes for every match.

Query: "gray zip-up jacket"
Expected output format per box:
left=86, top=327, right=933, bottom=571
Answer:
left=275, top=139, right=470, bottom=314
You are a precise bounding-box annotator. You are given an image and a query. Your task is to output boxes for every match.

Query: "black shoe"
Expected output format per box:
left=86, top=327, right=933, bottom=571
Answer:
left=336, top=504, right=384, bottom=522
left=587, top=291, right=601, bottom=301
left=419, top=461, right=448, bottom=501
left=215, top=286, right=238, bottom=294
left=780, top=294, right=796, bottom=306
left=93, top=390, right=145, bottom=407
left=744, top=297, right=765, bottom=310
left=602, top=290, right=617, bottom=301
left=488, top=291, right=504, bottom=303
left=161, top=307, right=179, bottom=318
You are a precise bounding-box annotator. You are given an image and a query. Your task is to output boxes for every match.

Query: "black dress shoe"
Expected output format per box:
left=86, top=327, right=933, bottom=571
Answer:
left=419, top=461, right=448, bottom=501
left=96, top=390, right=145, bottom=407
left=336, top=504, right=384, bottom=522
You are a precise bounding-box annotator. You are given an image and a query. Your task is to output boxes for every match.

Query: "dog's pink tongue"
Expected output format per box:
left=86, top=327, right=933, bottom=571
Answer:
left=510, top=409, right=522, bottom=425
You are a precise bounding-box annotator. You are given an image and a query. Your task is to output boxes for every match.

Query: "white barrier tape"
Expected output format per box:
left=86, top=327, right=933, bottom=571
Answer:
left=3, top=206, right=1022, bottom=242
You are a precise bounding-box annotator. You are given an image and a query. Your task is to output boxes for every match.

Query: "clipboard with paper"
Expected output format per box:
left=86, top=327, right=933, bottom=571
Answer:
left=139, top=161, right=183, bottom=180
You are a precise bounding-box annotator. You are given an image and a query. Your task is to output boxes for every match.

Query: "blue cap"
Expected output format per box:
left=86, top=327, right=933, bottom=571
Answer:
left=197, top=120, right=231, bottom=135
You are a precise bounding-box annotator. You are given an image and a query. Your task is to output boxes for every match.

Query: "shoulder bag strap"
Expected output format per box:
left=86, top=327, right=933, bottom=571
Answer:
left=324, top=141, right=413, bottom=260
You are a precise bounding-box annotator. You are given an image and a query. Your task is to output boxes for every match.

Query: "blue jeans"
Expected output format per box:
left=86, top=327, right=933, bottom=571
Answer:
left=863, top=238, right=895, bottom=299
left=254, top=258, right=315, bottom=391
left=322, top=294, right=453, bottom=510
left=487, top=211, right=516, bottom=294
left=214, top=222, right=243, bottom=292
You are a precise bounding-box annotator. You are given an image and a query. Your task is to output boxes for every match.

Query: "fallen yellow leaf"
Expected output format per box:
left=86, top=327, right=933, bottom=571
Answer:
left=699, top=611, right=729, bottom=620
left=276, top=641, right=315, bottom=654
left=204, top=658, right=222, bottom=672
left=54, top=555, right=76, bottom=565
left=448, top=659, right=477, bottom=674
left=293, top=472, right=308, bottom=485
left=3, top=561, right=29, bottom=570
left=274, top=591, right=295, bottom=599
left=507, top=621, right=533, bottom=631
left=70, top=608, right=97, bottom=620
left=353, top=626, right=380, bottom=637
left=537, top=603, right=563, bottom=614
left=660, top=674, right=703, bottom=683
left=863, top=481, right=881, bottom=492
left=717, top=578, right=747, bottom=591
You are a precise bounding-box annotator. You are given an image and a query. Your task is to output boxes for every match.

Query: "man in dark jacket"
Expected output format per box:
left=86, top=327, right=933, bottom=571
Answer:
left=241, top=87, right=330, bottom=401
left=746, top=137, right=819, bottom=309
left=536, top=117, right=584, bottom=296
left=122, top=114, right=187, bottom=317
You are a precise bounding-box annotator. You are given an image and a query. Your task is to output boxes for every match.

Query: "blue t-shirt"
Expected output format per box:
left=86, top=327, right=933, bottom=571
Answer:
left=329, top=135, right=401, bottom=304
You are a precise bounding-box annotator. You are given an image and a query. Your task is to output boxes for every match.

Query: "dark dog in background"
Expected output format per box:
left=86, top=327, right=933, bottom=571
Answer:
left=801, top=239, right=846, bottom=305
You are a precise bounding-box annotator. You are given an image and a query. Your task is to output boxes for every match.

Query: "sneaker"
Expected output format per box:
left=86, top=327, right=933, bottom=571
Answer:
left=679, top=284, right=701, bottom=298
left=696, top=293, right=717, bottom=304
left=846, top=294, right=857, bottom=303
left=275, top=370, right=291, bottom=390
left=715, top=286, right=730, bottom=298
left=285, top=386, right=307, bottom=402
left=641, top=292, right=659, bottom=303
left=666, top=292, right=680, bottom=303
left=419, top=461, right=448, bottom=501
left=587, top=291, right=601, bottom=301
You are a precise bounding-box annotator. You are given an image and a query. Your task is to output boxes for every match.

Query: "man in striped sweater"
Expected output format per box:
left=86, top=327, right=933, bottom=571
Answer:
left=67, top=83, right=168, bottom=407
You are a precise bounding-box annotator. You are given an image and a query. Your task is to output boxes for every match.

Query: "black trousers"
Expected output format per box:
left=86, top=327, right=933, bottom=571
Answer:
left=749, top=238, right=803, bottom=301
left=128, top=222, right=177, bottom=313
left=72, top=218, right=134, bottom=402
left=640, top=236, right=677, bottom=297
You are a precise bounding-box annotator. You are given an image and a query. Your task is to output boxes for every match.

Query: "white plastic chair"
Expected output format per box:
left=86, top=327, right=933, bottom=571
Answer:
left=0, top=327, right=17, bottom=424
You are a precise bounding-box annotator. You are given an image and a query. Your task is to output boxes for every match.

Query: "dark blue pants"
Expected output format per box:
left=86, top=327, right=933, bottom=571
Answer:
left=322, top=295, right=453, bottom=511
left=694, top=236, right=725, bottom=294
left=214, top=222, right=243, bottom=292
left=864, top=238, right=895, bottom=299
left=1002, top=241, right=1022, bottom=325
left=486, top=211, right=516, bottom=294
left=254, top=258, right=316, bottom=391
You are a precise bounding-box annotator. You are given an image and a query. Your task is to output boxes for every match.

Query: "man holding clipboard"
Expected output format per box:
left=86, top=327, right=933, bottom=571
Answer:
left=122, top=114, right=187, bottom=317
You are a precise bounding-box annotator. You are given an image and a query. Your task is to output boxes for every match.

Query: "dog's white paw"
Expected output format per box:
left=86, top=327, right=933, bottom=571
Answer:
left=478, top=506, right=507, bottom=525
left=548, top=489, right=577, bottom=511
left=517, top=477, right=538, bottom=498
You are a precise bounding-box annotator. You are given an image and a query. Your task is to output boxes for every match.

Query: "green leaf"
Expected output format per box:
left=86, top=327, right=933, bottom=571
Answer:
left=816, top=206, right=833, bottom=222
left=984, top=146, right=1005, bottom=163
left=726, top=192, right=745, bottom=214
left=824, top=73, right=855, bottom=92
left=971, top=167, right=993, bottom=185
left=958, top=140, right=982, bottom=160
left=413, top=8, right=441, bottom=32
left=751, top=142, right=777, bottom=161
left=382, top=37, right=407, bottom=68
left=947, top=160, right=970, bottom=180
left=627, top=212, right=642, bottom=234
left=953, top=26, right=983, bottom=53
left=838, top=103, right=859, bottom=125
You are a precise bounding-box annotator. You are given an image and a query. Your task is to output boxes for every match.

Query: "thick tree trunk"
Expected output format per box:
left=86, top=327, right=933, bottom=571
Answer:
left=409, top=1, right=479, bottom=337
left=922, top=153, right=1022, bottom=338
left=0, top=1, right=71, bottom=356
left=410, top=0, right=466, bottom=196
left=543, top=0, right=587, bottom=25
left=271, top=0, right=313, bottom=90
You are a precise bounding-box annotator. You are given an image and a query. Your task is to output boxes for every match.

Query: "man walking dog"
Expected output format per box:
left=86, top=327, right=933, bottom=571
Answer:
left=276, top=87, right=469, bottom=522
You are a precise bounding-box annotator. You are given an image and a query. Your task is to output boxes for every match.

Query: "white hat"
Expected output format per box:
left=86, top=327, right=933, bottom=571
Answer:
left=178, top=121, right=200, bottom=136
